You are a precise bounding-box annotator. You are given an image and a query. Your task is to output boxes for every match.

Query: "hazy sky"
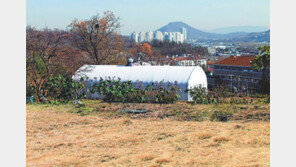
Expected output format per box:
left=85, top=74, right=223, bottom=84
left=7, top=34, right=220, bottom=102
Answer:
left=26, top=0, right=270, bottom=35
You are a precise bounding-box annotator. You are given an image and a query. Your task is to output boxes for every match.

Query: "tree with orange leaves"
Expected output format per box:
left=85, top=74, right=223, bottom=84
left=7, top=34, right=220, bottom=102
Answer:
left=68, top=11, right=123, bottom=65
left=140, top=43, right=153, bottom=56
left=128, top=42, right=153, bottom=63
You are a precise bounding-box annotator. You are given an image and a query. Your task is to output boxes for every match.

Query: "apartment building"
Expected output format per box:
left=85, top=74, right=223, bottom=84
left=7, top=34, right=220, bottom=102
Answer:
left=131, top=27, right=187, bottom=43
left=212, top=55, right=263, bottom=92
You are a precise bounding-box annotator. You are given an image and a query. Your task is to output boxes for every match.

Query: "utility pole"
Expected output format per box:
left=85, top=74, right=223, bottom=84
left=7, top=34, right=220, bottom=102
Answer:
left=229, top=74, right=233, bottom=92
left=237, top=75, right=240, bottom=92
left=247, top=79, right=249, bottom=93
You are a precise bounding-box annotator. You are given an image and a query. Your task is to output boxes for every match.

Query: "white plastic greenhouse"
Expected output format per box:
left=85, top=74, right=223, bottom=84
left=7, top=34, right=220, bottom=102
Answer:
left=73, top=65, right=207, bottom=101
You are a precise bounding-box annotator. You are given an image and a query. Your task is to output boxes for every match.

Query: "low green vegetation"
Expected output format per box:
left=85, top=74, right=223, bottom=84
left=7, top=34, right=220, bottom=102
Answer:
left=45, top=75, right=86, bottom=103
left=91, top=77, right=181, bottom=104
left=27, top=75, right=87, bottom=104
left=187, top=85, right=269, bottom=105
left=28, top=75, right=270, bottom=104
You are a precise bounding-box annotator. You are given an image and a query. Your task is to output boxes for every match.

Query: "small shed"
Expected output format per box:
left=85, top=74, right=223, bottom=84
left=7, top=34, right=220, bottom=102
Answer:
left=73, top=65, right=207, bottom=101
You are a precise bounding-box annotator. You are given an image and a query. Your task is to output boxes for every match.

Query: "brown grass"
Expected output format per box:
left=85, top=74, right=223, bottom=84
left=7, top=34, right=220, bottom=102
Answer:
left=195, top=132, right=213, bottom=140
left=26, top=103, right=270, bottom=166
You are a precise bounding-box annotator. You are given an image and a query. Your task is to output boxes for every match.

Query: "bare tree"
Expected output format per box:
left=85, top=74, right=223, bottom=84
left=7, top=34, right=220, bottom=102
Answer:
left=26, top=26, right=63, bottom=101
left=68, top=11, right=123, bottom=64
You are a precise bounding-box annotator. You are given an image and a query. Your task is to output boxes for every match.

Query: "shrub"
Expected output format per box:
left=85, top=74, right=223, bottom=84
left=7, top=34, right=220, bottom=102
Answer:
left=209, top=85, right=231, bottom=103
left=91, top=77, right=181, bottom=104
left=186, top=85, right=210, bottom=104
left=45, top=75, right=86, bottom=103
left=187, top=85, right=261, bottom=105
left=187, top=85, right=233, bottom=104
left=210, top=110, right=233, bottom=122
left=258, top=97, right=270, bottom=103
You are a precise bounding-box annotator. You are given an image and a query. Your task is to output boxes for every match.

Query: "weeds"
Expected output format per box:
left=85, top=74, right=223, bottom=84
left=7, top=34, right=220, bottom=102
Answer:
left=91, top=77, right=181, bottom=104
left=210, top=110, right=234, bottom=122
left=69, top=106, right=95, bottom=116
left=187, top=85, right=269, bottom=105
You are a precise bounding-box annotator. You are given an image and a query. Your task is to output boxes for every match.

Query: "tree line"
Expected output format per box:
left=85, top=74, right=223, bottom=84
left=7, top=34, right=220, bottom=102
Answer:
left=26, top=11, right=211, bottom=102
left=26, top=10, right=269, bottom=102
left=26, top=11, right=125, bottom=101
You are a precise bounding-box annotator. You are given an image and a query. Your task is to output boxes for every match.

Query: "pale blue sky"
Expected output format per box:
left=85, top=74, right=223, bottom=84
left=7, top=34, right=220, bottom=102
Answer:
left=26, top=0, right=270, bottom=35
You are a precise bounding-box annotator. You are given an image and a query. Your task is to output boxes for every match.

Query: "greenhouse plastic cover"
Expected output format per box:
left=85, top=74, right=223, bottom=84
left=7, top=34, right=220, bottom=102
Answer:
left=73, top=65, right=206, bottom=84
left=73, top=65, right=207, bottom=101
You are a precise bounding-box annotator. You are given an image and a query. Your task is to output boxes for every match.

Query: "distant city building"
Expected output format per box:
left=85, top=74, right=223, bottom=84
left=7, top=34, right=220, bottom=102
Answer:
left=131, top=32, right=139, bottom=43
left=163, top=32, right=169, bottom=41
left=131, top=27, right=187, bottom=43
left=168, top=32, right=173, bottom=41
left=172, top=57, right=207, bottom=67
left=208, top=47, right=216, bottom=55
left=181, top=27, right=187, bottom=41
left=145, top=31, right=153, bottom=42
left=214, top=45, right=227, bottom=49
left=138, top=32, right=145, bottom=43
left=174, top=32, right=183, bottom=43
left=155, top=31, right=164, bottom=41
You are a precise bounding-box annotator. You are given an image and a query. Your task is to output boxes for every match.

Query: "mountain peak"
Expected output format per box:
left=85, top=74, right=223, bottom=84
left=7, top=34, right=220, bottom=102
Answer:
left=158, top=22, right=195, bottom=32
left=165, top=21, right=190, bottom=28
left=168, top=21, right=186, bottom=25
left=157, top=22, right=211, bottom=40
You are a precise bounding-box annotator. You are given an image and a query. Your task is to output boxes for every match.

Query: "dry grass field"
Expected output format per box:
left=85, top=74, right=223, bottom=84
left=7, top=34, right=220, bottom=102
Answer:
left=27, top=101, right=270, bottom=167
